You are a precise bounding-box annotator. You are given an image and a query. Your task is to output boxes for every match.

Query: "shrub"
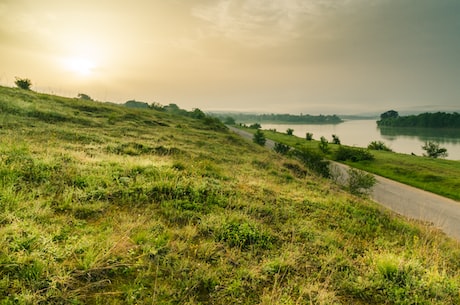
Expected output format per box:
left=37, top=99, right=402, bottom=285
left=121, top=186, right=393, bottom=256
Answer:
left=14, top=77, right=32, bottom=90
left=348, top=168, right=376, bottom=195
left=422, top=141, right=448, bottom=158
left=274, top=142, right=290, bottom=155
left=306, top=132, right=313, bottom=141
left=286, top=128, right=294, bottom=136
left=319, top=136, right=329, bottom=153
left=335, top=146, right=374, bottom=162
left=332, top=134, right=341, bottom=145
left=292, top=149, right=330, bottom=178
left=368, top=141, right=392, bottom=151
left=253, top=130, right=266, bottom=146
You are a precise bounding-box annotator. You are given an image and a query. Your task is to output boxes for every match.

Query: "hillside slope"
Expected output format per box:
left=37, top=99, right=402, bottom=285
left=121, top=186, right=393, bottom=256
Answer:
left=1, top=86, right=460, bottom=304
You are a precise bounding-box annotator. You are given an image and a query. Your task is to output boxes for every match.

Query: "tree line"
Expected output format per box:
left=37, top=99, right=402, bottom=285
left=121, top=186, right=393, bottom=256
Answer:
left=377, top=110, right=460, bottom=128
left=211, top=112, right=343, bottom=124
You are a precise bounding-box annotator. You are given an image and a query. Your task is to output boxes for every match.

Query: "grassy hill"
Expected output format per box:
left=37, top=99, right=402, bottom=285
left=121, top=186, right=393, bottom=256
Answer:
left=1, top=86, right=460, bottom=304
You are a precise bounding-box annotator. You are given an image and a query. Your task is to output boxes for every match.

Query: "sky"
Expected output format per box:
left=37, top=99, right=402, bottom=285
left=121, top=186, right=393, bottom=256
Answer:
left=1, top=0, right=459, bottom=114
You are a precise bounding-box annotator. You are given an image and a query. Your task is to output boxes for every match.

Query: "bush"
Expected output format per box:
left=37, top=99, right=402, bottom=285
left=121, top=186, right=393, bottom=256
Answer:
left=335, top=146, right=374, bottom=162
left=422, top=141, right=448, bottom=158
left=332, top=134, right=341, bottom=145
left=253, top=130, right=266, bottom=146
left=319, top=136, right=329, bottom=153
left=286, top=128, right=294, bottom=136
left=348, top=168, right=376, bottom=195
left=368, top=141, right=392, bottom=151
left=306, top=132, right=313, bottom=141
left=292, top=149, right=330, bottom=178
left=15, top=77, right=32, bottom=90
left=274, top=142, right=290, bottom=155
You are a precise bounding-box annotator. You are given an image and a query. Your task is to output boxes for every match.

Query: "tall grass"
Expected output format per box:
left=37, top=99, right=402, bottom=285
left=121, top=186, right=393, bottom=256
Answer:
left=1, top=85, right=460, bottom=304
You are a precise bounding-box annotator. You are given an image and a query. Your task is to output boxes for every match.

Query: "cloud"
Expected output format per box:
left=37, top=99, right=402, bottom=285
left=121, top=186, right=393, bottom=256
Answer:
left=192, top=0, right=350, bottom=47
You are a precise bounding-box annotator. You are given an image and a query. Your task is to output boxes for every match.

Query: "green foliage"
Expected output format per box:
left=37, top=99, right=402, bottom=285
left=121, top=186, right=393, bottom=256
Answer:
left=273, top=142, right=290, bottom=155
left=14, top=77, right=32, bottom=90
left=347, top=168, right=377, bottom=195
left=253, top=129, right=266, bottom=146
left=286, top=128, right=294, bottom=135
left=77, top=93, right=93, bottom=101
left=210, top=112, right=343, bottom=124
left=306, top=132, right=313, bottom=141
left=378, top=111, right=460, bottom=128
left=380, top=109, right=399, bottom=120
left=368, top=140, right=392, bottom=151
left=332, top=134, right=341, bottom=145
left=335, top=146, right=375, bottom=162
left=422, top=141, right=448, bottom=158
left=318, top=136, right=329, bottom=153
left=216, top=220, right=273, bottom=250
left=248, top=122, right=261, bottom=129
left=292, top=148, right=330, bottom=178
left=224, top=116, right=236, bottom=125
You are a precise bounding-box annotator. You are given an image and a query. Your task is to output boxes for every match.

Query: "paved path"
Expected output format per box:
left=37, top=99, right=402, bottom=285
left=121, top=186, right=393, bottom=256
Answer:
left=228, top=126, right=460, bottom=240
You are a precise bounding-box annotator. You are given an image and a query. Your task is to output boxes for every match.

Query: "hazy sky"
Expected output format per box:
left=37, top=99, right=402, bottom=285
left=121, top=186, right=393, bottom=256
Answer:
left=1, top=0, right=459, bottom=114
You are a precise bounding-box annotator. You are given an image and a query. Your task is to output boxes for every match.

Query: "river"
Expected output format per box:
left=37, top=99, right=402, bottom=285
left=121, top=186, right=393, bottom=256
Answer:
left=261, top=119, right=460, bottom=161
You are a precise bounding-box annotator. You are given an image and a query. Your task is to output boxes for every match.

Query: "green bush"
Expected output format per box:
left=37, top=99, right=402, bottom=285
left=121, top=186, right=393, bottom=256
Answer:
left=368, top=141, right=392, bottom=151
left=15, top=77, right=32, bottom=90
left=348, top=168, right=376, bottom=195
left=292, top=149, right=330, bottom=178
left=253, top=129, right=266, bottom=146
left=335, top=146, right=374, bottom=162
left=274, top=142, right=290, bottom=154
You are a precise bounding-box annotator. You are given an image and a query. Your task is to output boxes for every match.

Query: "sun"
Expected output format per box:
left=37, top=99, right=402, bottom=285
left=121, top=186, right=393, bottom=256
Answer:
left=63, top=57, right=96, bottom=76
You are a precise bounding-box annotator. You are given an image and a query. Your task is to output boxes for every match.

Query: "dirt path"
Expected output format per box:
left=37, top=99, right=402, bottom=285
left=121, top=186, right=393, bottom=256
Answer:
left=229, top=126, right=460, bottom=240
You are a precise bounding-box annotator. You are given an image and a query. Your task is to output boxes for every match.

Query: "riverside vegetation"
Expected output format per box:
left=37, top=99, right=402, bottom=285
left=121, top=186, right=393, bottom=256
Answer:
left=244, top=128, right=460, bottom=201
left=1, top=85, right=460, bottom=304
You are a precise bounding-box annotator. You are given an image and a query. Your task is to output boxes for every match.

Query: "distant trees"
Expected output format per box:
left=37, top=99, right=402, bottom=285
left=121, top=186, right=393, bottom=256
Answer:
left=377, top=111, right=460, bottom=128
left=210, top=113, right=343, bottom=124
left=422, top=141, right=448, bottom=158
left=15, top=77, right=32, bottom=90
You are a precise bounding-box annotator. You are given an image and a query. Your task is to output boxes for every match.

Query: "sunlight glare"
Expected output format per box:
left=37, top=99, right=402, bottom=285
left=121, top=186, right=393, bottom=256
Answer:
left=63, top=57, right=96, bottom=76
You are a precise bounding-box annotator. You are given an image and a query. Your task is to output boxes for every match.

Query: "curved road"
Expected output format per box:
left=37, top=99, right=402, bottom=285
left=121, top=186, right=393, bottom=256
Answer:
left=228, top=126, right=460, bottom=241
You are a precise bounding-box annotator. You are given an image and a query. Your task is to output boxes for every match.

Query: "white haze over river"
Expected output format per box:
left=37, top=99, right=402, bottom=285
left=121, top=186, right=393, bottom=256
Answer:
left=262, top=120, right=460, bottom=161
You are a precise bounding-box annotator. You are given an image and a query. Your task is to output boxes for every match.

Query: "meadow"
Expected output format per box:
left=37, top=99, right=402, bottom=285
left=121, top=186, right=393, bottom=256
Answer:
left=1, top=86, right=460, bottom=304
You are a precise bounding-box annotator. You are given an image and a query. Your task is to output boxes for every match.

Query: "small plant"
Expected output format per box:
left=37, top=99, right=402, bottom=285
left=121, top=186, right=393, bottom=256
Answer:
left=286, top=128, right=294, bottom=136
left=368, top=141, right=392, bottom=151
left=348, top=168, right=376, bottom=195
left=306, top=132, right=313, bottom=141
left=332, top=134, right=341, bottom=145
left=274, top=142, right=290, bottom=155
left=422, top=141, right=448, bottom=158
left=15, top=77, right=32, bottom=90
left=253, top=129, right=266, bottom=146
left=319, top=136, right=329, bottom=153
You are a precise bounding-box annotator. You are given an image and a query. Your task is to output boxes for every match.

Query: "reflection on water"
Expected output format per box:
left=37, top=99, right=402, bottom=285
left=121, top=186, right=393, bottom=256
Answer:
left=379, top=127, right=460, bottom=145
left=261, top=120, right=460, bottom=161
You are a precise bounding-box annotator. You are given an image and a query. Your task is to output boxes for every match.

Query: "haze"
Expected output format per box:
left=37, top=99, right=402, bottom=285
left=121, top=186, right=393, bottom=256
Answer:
left=1, top=0, right=459, bottom=114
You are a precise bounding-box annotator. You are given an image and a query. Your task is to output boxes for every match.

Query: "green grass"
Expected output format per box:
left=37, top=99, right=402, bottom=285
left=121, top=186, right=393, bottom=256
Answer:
left=1, top=85, right=460, bottom=304
left=247, top=128, right=460, bottom=201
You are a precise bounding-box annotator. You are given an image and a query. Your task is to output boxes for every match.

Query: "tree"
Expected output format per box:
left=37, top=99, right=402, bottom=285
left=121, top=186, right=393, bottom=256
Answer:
left=15, top=77, right=32, bottom=90
left=422, top=141, right=448, bottom=158
left=332, top=134, right=341, bottom=145
left=380, top=110, right=399, bottom=120
left=319, top=136, right=329, bottom=153
left=224, top=117, right=236, bottom=125
left=77, top=93, right=93, bottom=100
left=306, top=132, right=313, bottom=141
left=286, top=128, right=294, bottom=136
left=249, top=123, right=261, bottom=129
left=253, top=129, right=266, bottom=146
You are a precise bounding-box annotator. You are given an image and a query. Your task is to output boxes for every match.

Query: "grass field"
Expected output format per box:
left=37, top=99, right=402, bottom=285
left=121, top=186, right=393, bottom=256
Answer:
left=244, top=128, right=460, bottom=201
left=1, top=86, right=460, bottom=304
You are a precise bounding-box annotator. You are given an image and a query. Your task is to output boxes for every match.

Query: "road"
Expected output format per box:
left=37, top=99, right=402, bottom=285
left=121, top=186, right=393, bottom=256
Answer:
left=228, top=126, right=460, bottom=241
